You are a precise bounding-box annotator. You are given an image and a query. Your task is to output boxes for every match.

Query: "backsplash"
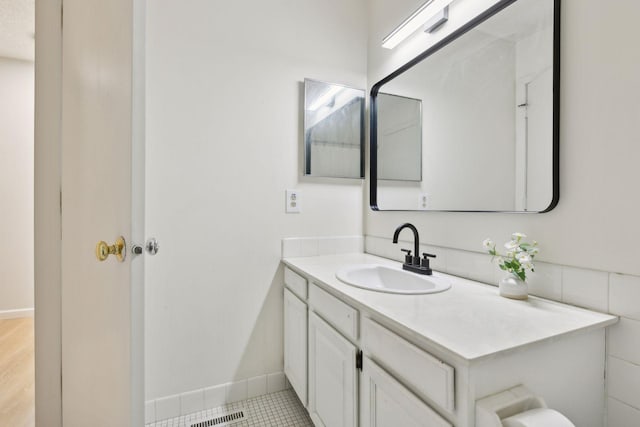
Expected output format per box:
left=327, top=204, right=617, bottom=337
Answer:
left=282, top=236, right=364, bottom=258
left=280, top=234, right=640, bottom=424
left=366, top=235, right=614, bottom=310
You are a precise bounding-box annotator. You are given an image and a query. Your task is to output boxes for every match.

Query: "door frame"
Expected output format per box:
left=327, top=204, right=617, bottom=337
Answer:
left=34, top=1, right=63, bottom=425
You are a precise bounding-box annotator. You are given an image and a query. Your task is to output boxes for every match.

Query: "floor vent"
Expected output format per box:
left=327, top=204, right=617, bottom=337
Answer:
left=190, top=410, right=246, bottom=427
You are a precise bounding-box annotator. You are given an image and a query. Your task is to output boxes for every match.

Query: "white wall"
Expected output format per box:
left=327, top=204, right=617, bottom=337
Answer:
left=0, top=57, right=34, bottom=316
left=145, top=0, right=366, bottom=400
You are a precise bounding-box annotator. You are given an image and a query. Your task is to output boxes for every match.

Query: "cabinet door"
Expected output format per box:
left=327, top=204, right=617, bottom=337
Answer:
left=361, top=357, right=451, bottom=427
left=284, top=288, right=308, bottom=406
left=308, top=311, right=357, bottom=427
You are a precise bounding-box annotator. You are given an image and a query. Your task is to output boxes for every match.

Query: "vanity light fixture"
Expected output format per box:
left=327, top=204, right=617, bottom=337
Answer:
left=424, top=6, right=449, bottom=33
left=308, top=85, right=343, bottom=111
left=382, top=0, right=453, bottom=49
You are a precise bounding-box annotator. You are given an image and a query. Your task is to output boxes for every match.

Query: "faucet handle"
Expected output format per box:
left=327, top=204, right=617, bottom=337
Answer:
left=400, top=248, right=413, bottom=264
left=421, top=253, right=436, bottom=273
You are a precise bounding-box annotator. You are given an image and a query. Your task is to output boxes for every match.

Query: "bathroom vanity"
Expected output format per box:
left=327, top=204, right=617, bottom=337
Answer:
left=282, top=253, right=616, bottom=427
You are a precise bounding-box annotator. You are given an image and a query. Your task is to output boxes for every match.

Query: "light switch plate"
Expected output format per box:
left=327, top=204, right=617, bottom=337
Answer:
left=286, top=189, right=301, bottom=213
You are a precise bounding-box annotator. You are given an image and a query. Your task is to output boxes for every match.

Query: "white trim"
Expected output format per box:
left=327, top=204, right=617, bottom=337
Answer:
left=146, top=371, right=290, bottom=424
left=130, top=1, right=147, bottom=426
left=0, top=308, right=34, bottom=319
left=34, top=0, right=62, bottom=426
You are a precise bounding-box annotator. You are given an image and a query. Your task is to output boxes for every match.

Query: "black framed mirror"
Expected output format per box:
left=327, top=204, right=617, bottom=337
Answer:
left=370, top=0, right=560, bottom=212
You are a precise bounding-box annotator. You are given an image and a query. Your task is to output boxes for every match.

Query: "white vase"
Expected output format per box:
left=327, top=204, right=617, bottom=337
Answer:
left=499, top=274, right=528, bottom=300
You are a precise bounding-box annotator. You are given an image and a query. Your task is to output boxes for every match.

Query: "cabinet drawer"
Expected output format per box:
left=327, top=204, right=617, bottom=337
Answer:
left=309, top=283, right=358, bottom=341
left=361, top=357, right=452, bottom=427
left=284, top=267, right=308, bottom=300
left=362, top=317, right=455, bottom=413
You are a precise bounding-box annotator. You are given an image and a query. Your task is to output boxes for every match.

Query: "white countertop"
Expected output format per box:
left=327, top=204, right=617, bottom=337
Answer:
left=283, top=253, right=618, bottom=363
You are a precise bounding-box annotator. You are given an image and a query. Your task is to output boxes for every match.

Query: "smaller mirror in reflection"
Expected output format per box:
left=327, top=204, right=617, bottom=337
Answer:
left=377, top=93, right=422, bottom=181
left=304, top=79, right=364, bottom=178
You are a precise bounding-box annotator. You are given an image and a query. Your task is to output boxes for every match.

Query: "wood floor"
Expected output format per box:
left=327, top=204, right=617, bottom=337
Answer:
left=0, top=317, right=34, bottom=427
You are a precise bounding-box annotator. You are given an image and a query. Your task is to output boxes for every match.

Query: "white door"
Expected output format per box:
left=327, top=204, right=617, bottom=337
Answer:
left=60, top=0, right=145, bottom=425
left=360, top=357, right=451, bottom=427
left=308, top=311, right=357, bottom=427
left=284, top=289, right=308, bottom=406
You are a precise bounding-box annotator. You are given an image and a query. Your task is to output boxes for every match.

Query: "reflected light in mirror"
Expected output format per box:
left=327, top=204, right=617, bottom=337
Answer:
left=309, top=90, right=360, bottom=128
left=382, top=0, right=454, bottom=49
left=308, top=85, right=343, bottom=111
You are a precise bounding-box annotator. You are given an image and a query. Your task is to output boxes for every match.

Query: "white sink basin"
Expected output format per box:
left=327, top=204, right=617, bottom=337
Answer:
left=335, top=264, right=451, bottom=295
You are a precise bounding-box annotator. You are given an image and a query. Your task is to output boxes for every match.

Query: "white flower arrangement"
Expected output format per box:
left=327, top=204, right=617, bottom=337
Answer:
left=483, top=232, right=538, bottom=282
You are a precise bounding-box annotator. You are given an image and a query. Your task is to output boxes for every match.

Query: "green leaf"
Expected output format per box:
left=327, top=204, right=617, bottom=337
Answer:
left=506, top=259, right=520, bottom=269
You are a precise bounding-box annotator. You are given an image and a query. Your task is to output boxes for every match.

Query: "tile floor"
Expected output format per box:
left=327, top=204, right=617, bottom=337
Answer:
left=146, top=389, right=312, bottom=427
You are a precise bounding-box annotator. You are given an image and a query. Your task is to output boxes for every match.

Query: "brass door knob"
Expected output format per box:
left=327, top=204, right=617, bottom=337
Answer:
left=95, top=236, right=127, bottom=262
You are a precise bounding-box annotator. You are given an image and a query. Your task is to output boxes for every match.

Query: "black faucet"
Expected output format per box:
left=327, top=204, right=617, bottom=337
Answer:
left=392, top=223, right=436, bottom=275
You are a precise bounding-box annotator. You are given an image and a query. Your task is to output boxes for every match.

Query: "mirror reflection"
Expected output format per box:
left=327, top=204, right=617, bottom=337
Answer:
left=304, top=79, right=364, bottom=178
left=377, top=93, right=422, bottom=181
left=371, top=0, right=558, bottom=212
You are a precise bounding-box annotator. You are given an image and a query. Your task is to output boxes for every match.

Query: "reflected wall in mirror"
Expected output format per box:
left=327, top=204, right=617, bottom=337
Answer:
left=304, top=79, right=365, bottom=178
left=377, top=94, right=422, bottom=181
left=371, top=0, right=559, bottom=212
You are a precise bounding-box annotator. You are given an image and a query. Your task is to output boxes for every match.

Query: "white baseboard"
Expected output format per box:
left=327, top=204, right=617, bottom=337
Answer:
left=146, top=371, right=290, bottom=424
left=0, top=308, right=34, bottom=319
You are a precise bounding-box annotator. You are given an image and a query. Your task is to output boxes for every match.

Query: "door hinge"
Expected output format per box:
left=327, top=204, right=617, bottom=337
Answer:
left=356, top=350, right=363, bottom=371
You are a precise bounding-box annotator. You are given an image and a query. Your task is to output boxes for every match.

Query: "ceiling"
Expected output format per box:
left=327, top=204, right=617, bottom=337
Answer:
left=0, top=0, right=35, bottom=61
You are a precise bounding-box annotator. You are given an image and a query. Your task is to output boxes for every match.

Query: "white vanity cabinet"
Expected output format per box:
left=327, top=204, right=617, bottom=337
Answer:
left=361, top=317, right=455, bottom=413
left=283, top=258, right=615, bottom=427
left=284, top=288, right=308, bottom=406
left=284, top=266, right=448, bottom=427
left=308, top=311, right=358, bottom=427
left=361, top=357, right=451, bottom=427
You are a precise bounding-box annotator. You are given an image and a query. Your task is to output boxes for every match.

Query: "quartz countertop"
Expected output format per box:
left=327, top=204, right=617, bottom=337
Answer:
left=283, top=253, right=617, bottom=363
